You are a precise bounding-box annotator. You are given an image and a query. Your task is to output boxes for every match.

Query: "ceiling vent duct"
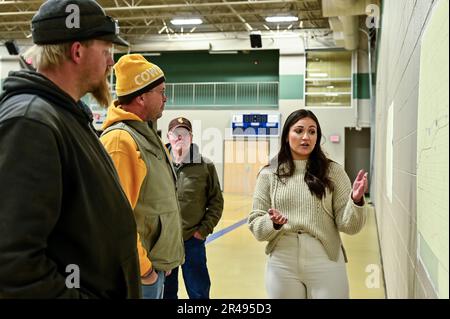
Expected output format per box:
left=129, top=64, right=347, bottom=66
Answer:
left=322, top=0, right=380, bottom=50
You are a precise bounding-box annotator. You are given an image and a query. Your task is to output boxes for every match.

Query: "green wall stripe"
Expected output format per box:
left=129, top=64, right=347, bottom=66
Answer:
left=353, top=73, right=375, bottom=99
left=279, top=74, right=304, bottom=99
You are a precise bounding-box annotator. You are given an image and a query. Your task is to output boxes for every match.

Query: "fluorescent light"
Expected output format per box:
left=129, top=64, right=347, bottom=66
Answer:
left=326, top=85, right=335, bottom=89
left=209, top=50, right=238, bottom=54
left=170, top=18, right=202, bottom=25
left=309, top=72, right=329, bottom=77
left=141, top=53, right=161, bottom=56
left=265, top=16, right=298, bottom=23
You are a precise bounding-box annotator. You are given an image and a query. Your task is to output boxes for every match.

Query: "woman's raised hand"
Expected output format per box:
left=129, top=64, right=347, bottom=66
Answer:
left=352, top=169, right=368, bottom=204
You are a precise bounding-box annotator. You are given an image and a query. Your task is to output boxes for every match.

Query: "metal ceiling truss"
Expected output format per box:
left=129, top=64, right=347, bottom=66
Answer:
left=0, top=0, right=329, bottom=43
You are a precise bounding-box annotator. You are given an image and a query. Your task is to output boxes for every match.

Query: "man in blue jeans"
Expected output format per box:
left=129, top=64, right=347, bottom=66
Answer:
left=164, top=117, right=224, bottom=299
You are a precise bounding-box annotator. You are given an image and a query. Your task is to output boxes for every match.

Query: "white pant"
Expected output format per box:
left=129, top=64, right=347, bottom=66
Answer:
left=266, top=232, right=349, bottom=299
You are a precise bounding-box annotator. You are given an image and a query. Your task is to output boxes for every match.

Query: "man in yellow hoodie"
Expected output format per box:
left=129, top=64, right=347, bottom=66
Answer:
left=100, top=54, right=184, bottom=299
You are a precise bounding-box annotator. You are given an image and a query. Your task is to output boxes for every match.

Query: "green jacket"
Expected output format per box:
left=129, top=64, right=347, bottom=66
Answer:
left=103, top=121, right=184, bottom=271
left=168, top=143, right=224, bottom=241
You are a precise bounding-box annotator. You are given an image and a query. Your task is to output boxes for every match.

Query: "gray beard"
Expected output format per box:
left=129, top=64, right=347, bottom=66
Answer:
left=174, top=146, right=189, bottom=163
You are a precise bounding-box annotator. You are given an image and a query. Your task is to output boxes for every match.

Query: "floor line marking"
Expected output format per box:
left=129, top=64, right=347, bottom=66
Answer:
left=206, top=217, right=247, bottom=245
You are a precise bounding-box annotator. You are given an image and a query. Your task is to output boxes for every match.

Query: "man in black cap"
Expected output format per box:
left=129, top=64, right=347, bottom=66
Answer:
left=0, top=0, right=140, bottom=298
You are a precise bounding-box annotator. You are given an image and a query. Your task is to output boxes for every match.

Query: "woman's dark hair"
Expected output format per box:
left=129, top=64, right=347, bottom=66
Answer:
left=269, top=109, right=334, bottom=199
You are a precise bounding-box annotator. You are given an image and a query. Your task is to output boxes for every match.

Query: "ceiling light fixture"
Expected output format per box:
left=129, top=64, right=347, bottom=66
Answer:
left=170, top=18, right=203, bottom=25
left=209, top=50, right=239, bottom=54
left=265, top=16, right=298, bottom=23
left=141, top=53, right=161, bottom=56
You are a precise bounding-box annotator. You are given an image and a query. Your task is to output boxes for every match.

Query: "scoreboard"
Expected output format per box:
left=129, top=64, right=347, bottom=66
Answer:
left=231, top=113, right=280, bottom=136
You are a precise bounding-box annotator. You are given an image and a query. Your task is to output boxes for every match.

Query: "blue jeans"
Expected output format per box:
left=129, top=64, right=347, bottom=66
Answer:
left=141, top=269, right=165, bottom=299
left=163, top=237, right=210, bottom=299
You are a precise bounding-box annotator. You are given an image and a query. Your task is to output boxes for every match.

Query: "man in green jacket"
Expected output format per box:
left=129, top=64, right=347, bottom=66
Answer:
left=163, top=117, right=224, bottom=299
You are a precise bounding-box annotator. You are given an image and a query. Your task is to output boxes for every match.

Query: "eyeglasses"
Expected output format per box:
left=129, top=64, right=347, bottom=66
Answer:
left=168, top=129, right=191, bottom=137
left=148, top=89, right=167, bottom=98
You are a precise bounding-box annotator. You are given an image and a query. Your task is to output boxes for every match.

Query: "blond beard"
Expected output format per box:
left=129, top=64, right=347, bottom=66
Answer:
left=91, top=71, right=112, bottom=108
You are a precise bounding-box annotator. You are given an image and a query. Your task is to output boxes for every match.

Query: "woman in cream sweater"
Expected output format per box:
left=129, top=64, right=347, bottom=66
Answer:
left=248, top=109, right=368, bottom=299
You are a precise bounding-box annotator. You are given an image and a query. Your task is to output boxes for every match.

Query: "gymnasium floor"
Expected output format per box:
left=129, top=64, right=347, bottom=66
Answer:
left=177, top=193, right=386, bottom=299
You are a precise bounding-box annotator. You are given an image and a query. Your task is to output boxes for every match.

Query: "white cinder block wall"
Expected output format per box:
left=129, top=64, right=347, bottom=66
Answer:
left=374, top=0, right=446, bottom=298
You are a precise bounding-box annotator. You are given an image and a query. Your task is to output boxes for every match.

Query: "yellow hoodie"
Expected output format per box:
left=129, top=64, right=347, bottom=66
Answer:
left=100, top=102, right=151, bottom=277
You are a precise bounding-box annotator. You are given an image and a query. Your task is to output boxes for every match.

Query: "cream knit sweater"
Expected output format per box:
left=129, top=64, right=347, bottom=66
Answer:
left=248, top=160, right=368, bottom=262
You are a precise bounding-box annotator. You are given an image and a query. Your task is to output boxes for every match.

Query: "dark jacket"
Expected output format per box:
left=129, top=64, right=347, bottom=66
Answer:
left=0, top=70, right=141, bottom=298
left=167, top=143, right=224, bottom=241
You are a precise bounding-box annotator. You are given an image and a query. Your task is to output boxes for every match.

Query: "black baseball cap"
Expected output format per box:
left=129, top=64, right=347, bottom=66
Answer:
left=31, top=0, right=129, bottom=46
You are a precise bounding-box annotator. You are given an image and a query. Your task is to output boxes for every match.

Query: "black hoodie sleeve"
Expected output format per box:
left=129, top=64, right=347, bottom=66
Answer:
left=0, top=117, right=83, bottom=298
